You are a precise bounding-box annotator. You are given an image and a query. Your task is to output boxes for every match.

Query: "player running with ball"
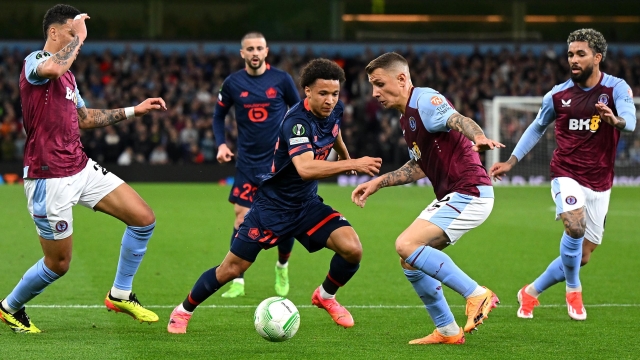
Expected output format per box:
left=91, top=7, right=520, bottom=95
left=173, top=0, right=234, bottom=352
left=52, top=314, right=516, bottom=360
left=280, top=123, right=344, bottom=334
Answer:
left=353, top=52, right=502, bottom=345
left=168, top=59, right=381, bottom=334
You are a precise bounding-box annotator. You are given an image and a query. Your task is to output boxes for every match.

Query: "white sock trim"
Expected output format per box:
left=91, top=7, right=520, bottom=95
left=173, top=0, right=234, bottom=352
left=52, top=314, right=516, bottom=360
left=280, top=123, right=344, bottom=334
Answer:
left=566, top=285, right=582, bottom=293
left=1, top=299, right=18, bottom=314
left=177, top=303, right=193, bottom=315
left=319, top=285, right=335, bottom=300
left=110, top=287, right=132, bottom=300
left=276, top=261, right=288, bottom=268
left=437, top=321, right=460, bottom=337
left=466, top=286, right=487, bottom=299
left=232, top=278, right=245, bottom=285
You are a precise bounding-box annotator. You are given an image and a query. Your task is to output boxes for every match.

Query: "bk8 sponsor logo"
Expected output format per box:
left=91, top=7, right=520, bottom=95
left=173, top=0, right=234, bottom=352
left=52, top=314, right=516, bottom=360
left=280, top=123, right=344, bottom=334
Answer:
left=568, top=115, right=600, bottom=133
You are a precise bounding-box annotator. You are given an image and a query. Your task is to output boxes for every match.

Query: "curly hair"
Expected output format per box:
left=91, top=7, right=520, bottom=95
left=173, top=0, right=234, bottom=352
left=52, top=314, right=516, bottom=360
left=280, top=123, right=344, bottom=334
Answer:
left=299, top=59, right=346, bottom=88
left=43, top=4, right=81, bottom=40
left=567, top=28, right=608, bottom=62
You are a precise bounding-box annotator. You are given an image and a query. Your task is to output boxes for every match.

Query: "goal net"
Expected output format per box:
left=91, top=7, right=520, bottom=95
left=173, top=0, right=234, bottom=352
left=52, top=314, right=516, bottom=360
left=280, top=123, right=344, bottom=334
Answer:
left=483, top=96, right=640, bottom=186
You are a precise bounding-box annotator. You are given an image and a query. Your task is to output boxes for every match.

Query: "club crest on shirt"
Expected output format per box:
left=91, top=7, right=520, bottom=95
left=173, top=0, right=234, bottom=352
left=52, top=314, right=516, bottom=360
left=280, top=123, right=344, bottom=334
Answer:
left=565, top=196, right=577, bottom=205
left=598, top=94, right=609, bottom=105
left=409, top=117, right=417, bottom=131
left=55, top=220, right=68, bottom=232
left=266, top=87, right=277, bottom=99
left=332, top=123, right=339, bottom=137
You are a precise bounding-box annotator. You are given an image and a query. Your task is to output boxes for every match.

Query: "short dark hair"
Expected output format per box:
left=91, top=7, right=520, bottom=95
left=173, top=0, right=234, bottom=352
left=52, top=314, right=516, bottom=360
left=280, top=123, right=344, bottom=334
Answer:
left=43, top=4, right=81, bottom=40
left=567, top=28, right=608, bottom=62
left=365, top=52, right=408, bottom=74
left=299, top=59, right=346, bottom=88
left=241, top=32, right=266, bottom=46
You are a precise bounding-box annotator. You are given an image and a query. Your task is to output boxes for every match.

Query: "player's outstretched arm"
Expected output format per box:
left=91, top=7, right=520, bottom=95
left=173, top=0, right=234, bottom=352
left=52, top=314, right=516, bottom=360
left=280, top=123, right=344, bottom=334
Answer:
left=291, top=152, right=381, bottom=181
left=351, top=159, right=425, bottom=208
left=37, top=14, right=90, bottom=79
left=446, top=113, right=505, bottom=152
left=77, top=98, right=167, bottom=129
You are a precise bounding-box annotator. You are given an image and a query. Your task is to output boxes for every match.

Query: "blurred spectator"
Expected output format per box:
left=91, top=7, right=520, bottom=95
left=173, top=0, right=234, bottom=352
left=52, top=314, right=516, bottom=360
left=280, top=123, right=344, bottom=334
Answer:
left=149, top=145, right=169, bottom=165
left=117, top=147, right=134, bottom=166
left=200, top=129, right=216, bottom=163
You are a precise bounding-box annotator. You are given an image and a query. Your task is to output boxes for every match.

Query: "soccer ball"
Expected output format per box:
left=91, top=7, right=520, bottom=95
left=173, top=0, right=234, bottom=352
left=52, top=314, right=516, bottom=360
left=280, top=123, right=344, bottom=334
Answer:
left=254, top=297, right=300, bottom=342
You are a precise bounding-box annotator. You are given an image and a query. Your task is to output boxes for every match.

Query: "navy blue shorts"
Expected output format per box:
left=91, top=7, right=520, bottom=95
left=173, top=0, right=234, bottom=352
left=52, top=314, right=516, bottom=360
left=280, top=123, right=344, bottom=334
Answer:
left=228, top=167, right=269, bottom=208
left=231, top=197, right=351, bottom=262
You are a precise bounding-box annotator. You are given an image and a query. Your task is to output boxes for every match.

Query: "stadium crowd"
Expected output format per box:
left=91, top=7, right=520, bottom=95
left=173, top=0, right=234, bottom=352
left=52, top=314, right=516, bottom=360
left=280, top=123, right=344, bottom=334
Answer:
left=0, top=46, right=639, bottom=166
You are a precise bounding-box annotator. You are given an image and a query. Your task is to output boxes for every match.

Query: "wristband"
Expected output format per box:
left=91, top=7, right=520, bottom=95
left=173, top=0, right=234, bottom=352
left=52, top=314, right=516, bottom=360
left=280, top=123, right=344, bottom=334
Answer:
left=125, top=107, right=135, bottom=119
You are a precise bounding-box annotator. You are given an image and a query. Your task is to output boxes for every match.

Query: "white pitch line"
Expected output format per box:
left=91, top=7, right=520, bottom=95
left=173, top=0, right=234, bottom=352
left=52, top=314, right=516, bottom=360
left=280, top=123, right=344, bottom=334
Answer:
left=25, top=304, right=640, bottom=309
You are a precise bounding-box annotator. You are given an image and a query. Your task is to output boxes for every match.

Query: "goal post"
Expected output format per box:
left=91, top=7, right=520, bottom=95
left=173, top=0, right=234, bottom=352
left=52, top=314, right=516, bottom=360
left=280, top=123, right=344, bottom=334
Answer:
left=483, top=96, right=640, bottom=186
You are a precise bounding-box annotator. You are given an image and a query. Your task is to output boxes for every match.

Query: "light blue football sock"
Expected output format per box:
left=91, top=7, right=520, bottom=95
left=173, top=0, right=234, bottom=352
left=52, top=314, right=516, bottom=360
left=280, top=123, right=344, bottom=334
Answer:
left=113, top=222, right=155, bottom=291
left=404, top=269, right=455, bottom=328
left=560, top=232, right=583, bottom=289
left=5, top=258, right=60, bottom=312
left=405, top=246, right=478, bottom=298
left=532, top=256, right=565, bottom=293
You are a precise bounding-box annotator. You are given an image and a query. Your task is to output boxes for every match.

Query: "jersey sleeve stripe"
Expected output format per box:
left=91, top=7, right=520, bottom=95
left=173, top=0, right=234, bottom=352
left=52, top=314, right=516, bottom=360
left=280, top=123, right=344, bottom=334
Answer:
left=288, top=144, right=312, bottom=155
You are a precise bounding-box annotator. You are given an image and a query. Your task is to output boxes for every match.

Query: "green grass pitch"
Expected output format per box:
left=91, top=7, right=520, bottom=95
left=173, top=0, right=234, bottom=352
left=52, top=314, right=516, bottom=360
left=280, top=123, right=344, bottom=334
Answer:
left=0, top=184, right=638, bottom=359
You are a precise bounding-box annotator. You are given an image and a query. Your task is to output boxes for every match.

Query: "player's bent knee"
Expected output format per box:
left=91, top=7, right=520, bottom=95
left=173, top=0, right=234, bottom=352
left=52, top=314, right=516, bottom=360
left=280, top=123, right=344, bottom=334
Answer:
left=138, top=210, right=156, bottom=227
left=565, top=225, right=585, bottom=239
left=341, top=238, right=362, bottom=263
left=47, top=259, right=71, bottom=276
left=394, top=237, right=416, bottom=260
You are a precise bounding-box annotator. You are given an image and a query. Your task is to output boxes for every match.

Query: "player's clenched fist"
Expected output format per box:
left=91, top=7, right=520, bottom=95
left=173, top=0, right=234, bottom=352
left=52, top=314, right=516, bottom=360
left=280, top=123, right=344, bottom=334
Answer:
left=352, top=156, right=382, bottom=176
left=134, top=98, right=167, bottom=116
left=216, top=144, right=234, bottom=163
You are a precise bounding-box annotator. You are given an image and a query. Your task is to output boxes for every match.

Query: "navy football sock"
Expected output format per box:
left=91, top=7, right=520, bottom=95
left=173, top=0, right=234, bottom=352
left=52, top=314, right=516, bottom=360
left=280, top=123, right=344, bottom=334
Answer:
left=321, top=254, right=360, bottom=295
left=182, top=266, right=221, bottom=312
left=229, top=228, right=244, bottom=279
left=277, top=237, right=294, bottom=265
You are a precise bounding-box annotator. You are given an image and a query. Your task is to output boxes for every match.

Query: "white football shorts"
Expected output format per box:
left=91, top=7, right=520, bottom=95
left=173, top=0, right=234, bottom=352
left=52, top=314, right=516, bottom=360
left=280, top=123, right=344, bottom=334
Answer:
left=417, top=187, right=494, bottom=244
left=24, top=159, right=124, bottom=240
left=551, top=177, right=610, bottom=245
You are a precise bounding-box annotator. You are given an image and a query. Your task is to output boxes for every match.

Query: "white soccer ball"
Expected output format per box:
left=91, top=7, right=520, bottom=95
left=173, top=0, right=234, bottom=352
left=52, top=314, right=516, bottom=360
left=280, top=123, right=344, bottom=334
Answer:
left=254, top=297, right=300, bottom=342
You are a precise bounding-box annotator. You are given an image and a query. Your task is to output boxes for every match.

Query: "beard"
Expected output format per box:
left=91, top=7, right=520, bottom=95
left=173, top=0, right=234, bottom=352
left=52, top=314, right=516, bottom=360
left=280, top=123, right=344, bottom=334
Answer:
left=570, top=64, right=594, bottom=84
left=245, top=58, right=264, bottom=70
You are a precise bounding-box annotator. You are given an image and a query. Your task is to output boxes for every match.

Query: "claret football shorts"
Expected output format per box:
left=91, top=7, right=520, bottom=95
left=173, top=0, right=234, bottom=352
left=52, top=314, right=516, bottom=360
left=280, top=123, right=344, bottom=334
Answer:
left=24, top=159, right=124, bottom=240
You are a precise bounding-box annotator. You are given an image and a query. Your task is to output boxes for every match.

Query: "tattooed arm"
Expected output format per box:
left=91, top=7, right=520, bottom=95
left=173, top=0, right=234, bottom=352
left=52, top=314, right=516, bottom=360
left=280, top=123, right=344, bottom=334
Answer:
left=77, top=98, right=168, bottom=129
left=446, top=113, right=505, bottom=152
left=351, top=159, right=425, bottom=208
left=77, top=106, right=127, bottom=129
left=377, top=159, right=425, bottom=188
left=37, top=15, right=89, bottom=79
left=446, top=113, right=485, bottom=142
